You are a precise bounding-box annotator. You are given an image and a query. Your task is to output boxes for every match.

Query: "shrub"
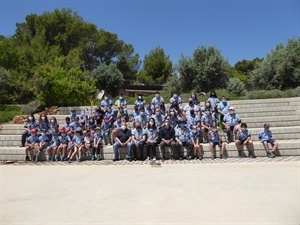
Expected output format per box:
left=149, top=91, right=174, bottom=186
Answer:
left=226, top=78, right=246, bottom=97
left=0, top=105, right=23, bottom=124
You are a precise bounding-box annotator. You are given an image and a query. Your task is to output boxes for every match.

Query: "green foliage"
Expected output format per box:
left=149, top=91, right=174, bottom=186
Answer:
left=138, top=47, right=172, bottom=84
left=226, top=77, right=246, bottom=96
left=33, top=55, right=96, bottom=106
left=0, top=8, right=140, bottom=105
left=91, top=63, right=124, bottom=97
left=161, top=76, right=183, bottom=98
left=178, top=46, right=230, bottom=92
left=249, top=38, right=300, bottom=90
left=234, top=58, right=263, bottom=75
left=0, top=105, right=23, bottom=124
left=245, top=87, right=300, bottom=99
left=0, top=67, right=16, bottom=104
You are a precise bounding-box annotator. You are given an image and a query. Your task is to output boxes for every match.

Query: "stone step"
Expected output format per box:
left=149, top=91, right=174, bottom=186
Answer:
left=0, top=140, right=299, bottom=161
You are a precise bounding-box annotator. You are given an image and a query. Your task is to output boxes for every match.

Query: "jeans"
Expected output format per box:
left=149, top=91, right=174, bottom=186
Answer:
left=113, top=142, right=132, bottom=159
left=21, top=130, right=30, bottom=146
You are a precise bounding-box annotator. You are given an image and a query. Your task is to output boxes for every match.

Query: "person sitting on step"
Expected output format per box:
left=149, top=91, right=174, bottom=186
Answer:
left=235, top=123, right=256, bottom=158
left=258, top=123, right=279, bottom=158
left=208, top=125, right=227, bottom=160
left=222, top=107, right=241, bottom=143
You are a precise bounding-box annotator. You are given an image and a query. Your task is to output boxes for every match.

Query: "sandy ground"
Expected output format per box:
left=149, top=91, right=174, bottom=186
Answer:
left=0, top=161, right=299, bottom=225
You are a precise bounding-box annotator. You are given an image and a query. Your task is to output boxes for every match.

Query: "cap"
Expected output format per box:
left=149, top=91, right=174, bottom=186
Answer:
left=95, top=127, right=101, bottom=130
left=264, top=123, right=270, bottom=128
left=229, top=106, right=235, bottom=110
left=31, top=129, right=37, bottom=133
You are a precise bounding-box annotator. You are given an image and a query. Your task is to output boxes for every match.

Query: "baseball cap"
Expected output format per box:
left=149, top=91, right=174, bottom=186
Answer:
left=229, top=106, right=235, bottom=110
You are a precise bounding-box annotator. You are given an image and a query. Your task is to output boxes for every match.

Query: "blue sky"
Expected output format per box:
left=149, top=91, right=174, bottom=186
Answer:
left=0, top=0, right=299, bottom=66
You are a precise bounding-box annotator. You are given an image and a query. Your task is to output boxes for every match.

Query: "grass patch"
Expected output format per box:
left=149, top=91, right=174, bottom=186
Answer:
left=0, top=105, right=23, bottom=124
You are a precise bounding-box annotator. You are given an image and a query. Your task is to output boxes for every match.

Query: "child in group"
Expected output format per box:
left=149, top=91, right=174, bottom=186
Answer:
left=86, top=116, right=97, bottom=133
left=67, top=128, right=85, bottom=163
left=83, top=130, right=93, bottom=159
left=65, top=131, right=75, bottom=160
left=258, top=123, right=279, bottom=158
left=63, top=117, right=72, bottom=131
left=36, top=130, right=50, bottom=162
left=93, top=127, right=103, bottom=161
left=208, top=125, right=227, bottom=159
left=38, top=114, right=50, bottom=136
left=24, top=129, right=40, bottom=161
left=57, top=128, right=70, bottom=161
left=235, top=122, right=256, bottom=158
left=190, top=125, right=202, bottom=160
left=46, top=132, right=60, bottom=161
left=48, top=116, right=59, bottom=141
left=101, top=116, right=112, bottom=145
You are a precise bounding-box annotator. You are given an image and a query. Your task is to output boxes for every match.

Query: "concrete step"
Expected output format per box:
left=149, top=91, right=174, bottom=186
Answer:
left=1, top=140, right=299, bottom=161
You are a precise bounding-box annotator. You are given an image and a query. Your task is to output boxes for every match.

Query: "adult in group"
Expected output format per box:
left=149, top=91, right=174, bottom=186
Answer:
left=134, top=94, right=146, bottom=110
left=159, top=119, right=176, bottom=161
left=183, top=98, right=199, bottom=117
left=151, top=91, right=164, bottom=109
left=145, top=118, right=159, bottom=161
left=175, top=121, right=193, bottom=160
left=20, top=113, right=39, bottom=147
left=112, top=122, right=132, bottom=161
left=217, top=96, right=231, bottom=122
left=222, top=107, right=241, bottom=142
left=130, top=122, right=146, bottom=161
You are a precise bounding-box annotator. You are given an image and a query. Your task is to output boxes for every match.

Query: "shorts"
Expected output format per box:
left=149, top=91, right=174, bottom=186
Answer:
left=263, top=139, right=275, bottom=145
left=209, top=141, right=220, bottom=147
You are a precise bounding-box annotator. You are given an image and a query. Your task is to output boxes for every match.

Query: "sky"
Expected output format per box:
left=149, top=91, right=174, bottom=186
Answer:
left=0, top=0, right=299, bottom=66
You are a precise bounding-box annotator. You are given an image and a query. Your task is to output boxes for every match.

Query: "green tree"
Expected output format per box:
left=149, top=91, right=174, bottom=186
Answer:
left=178, top=46, right=229, bottom=92
left=33, top=55, right=96, bottom=106
left=138, top=47, right=172, bottom=84
left=90, top=63, right=124, bottom=97
left=249, top=38, right=300, bottom=90
left=0, top=67, right=16, bottom=104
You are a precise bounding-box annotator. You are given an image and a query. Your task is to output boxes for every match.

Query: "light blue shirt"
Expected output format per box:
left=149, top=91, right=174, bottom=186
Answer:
left=223, top=113, right=241, bottom=127
left=217, top=101, right=231, bottom=115
left=207, top=97, right=220, bottom=108
left=175, top=127, right=191, bottom=142
left=131, top=128, right=146, bottom=141
left=258, top=129, right=273, bottom=142
left=238, top=129, right=251, bottom=141
left=186, top=114, right=200, bottom=128
left=201, top=114, right=216, bottom=127
left=58, top=135, right=69, bottom=144
left=73, top=135, right=84, bottom=145
left=27, top=135, right=40, bottom=145
left=170, top=96, right=182, bottom=104
left=151, top=97, right=164, bottom=108
left=115, top=99, right=127, bottom=108
left=183, top=104, right=199, bottom=116
left=101, top=99, right=112, bottom=109
left=134, top=114, right=149, bottom=128
left=208, top=130, right=221, bottom=142
left=134, top=99, right=146, bottom=110
left=145, top=128, right=159, bottom=141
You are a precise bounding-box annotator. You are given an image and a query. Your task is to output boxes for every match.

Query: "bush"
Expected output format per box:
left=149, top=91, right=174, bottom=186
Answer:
left=226, top=78, right=245, bottom=97
left=0, top=105, right=23, bottom=124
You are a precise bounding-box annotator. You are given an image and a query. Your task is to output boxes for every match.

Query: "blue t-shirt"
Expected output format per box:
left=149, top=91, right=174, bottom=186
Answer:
left=145, top=127, right=159, bottom=141
left=238, top=129, right=251, bottom=142
left=27, top=135, right=40, bottom=145
left=258, top=129, right=273, bottom=142
left=223, top=113, right=241, bottom=127
left=151, top=97, right=164, bottom=109
left=131, top=128, right=146, bottom=141
left=217, top=101, right=231, bottom=115
left=175, top=127, right=191, bottom=142
left=208, top=130, right=221, bottom=143
left=58, top=135, right=69, bottom=144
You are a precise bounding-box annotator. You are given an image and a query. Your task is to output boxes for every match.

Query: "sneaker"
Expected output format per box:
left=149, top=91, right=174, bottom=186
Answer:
left=153, top=156, right=156, bottom=161
left=267, top=151, right=275, bottom=158
left=211, top=155, right=216, bottom=160
left=25, top=155, right=30, bottom=161
left=47, top=156, right=51, bottom=162
left=97, top=155, right=101, bottom=161
left=113, top=158, right=119, bottom=162
left=146, top=157, right=150, bottom=161
left=60, top=155, right=65, bottom=161
left=270, top=151, right=276, bottom=158
left=34, top=156, right=38, bottom=162
left=54, top=155, right=58, bottom=161
left=68, top=158, right=72, bottom=163
left=19, top=144, right=25, bottom=148
left=91, top=155, right=95, bottom=161
left=161, top=157, right=165, bottom=162
left=221, top=154, right=227, bottom=159
left=238, top=151, right=243, bottom=158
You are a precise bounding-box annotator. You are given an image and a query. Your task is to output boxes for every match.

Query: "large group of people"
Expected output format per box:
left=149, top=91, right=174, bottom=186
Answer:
left=20, top=91, right=279, bottom=162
